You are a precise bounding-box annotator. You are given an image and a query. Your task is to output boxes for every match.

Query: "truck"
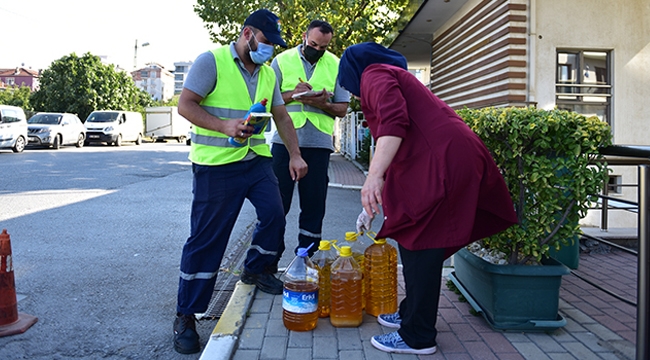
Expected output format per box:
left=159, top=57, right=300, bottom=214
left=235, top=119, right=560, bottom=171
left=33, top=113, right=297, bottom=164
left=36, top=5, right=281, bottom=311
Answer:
left=145, top=106, right=192, bottom=143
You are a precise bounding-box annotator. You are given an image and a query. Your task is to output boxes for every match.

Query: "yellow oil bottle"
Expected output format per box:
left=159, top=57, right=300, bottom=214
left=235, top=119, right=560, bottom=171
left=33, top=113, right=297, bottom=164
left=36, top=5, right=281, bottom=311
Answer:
left=330, top=246, right=363, bottom=327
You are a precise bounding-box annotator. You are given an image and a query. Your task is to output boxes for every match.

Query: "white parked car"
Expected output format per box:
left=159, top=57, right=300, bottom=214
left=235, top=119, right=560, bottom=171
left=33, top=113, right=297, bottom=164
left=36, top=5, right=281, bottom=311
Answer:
left=0, top=105, right=28, bottom=153
left=27, top=112, right=86, bottom=149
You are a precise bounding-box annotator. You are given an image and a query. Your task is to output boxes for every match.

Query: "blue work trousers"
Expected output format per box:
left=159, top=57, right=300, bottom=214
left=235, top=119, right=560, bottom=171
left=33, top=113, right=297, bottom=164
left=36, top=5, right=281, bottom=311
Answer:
left=177, top=156, right=285, bottom=314
left=272, top=144, right=331, bottom=258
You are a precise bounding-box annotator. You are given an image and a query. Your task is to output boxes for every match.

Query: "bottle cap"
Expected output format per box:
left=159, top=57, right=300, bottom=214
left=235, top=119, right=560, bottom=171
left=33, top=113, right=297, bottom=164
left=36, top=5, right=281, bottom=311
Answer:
left=340, top=246, right=352, bottom=257
left=344, top=232, right=358, bottom=241
left=297, top=247, right=309, bottom=257
left=318, top=240, right=333, bottom=250
left=374, top=238, right=387, bottom=244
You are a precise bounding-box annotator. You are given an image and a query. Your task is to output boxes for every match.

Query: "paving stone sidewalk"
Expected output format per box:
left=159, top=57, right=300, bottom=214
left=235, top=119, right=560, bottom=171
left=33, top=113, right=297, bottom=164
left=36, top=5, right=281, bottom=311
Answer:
left=201, top=152, right=637, bottom=360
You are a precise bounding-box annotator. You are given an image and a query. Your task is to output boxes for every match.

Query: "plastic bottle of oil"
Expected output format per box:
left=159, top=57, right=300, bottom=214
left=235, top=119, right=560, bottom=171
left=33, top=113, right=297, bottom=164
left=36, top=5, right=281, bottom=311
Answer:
left=364, top=236, right=398, bottom=317
left=340, top=232, right=370, bottom=308
left=311, top=240, right=336, bottom=318
left=330, top=246, right=363, bottom=327
left=282, top=247, right=319, bottom=331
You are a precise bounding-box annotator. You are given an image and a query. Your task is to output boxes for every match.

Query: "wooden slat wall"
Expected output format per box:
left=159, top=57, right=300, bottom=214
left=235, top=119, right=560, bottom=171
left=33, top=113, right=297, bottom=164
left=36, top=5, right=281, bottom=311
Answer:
left=430, top=0, right=528, bottom=109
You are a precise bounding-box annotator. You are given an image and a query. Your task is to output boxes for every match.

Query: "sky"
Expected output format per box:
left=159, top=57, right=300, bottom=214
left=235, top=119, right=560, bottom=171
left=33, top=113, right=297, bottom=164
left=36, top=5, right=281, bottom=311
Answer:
left=1, top=0, right=218, bottom=71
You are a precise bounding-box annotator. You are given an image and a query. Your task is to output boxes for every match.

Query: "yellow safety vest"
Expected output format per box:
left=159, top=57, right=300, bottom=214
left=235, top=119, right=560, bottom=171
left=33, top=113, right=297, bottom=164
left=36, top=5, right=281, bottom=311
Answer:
left=189, top=46, right=275, bottom=166
left=276, top=47, right=338, bottom=135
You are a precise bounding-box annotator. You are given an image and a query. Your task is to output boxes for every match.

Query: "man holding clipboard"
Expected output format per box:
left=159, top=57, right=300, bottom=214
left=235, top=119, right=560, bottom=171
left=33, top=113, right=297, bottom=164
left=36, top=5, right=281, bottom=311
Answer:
left=270, top=20, right=350, bottom=266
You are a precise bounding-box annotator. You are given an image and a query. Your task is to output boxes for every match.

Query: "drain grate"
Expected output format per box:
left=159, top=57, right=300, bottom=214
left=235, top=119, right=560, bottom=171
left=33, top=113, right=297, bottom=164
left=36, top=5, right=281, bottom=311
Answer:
left=199, top=274, right=240, bottom=319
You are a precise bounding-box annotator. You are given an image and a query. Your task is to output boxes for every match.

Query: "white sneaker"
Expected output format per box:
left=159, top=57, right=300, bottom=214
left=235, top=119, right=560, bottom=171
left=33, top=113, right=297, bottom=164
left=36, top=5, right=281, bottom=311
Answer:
left=371, top=331, right=437, bottom=355
left=377, top=311, right=401, bottom=329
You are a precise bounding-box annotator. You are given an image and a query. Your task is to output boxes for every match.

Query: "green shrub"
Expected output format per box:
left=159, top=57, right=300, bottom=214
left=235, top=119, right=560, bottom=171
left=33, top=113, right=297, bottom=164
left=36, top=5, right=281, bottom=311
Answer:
left=457, top=107, right=612, bottom=265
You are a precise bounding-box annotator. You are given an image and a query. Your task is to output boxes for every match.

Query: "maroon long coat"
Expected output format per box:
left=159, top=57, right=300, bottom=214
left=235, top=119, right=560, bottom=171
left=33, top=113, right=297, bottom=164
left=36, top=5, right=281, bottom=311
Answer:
left=360, top=64, right=517, bottom=254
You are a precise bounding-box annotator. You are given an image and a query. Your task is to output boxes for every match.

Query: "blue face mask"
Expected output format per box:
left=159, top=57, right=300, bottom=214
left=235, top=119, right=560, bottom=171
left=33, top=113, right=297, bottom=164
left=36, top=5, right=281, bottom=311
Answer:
left=248, top=34, right=274, bottom=64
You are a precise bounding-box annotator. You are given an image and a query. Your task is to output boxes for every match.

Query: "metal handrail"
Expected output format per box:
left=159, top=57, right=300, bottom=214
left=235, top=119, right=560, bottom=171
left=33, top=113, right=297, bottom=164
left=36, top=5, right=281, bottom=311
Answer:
left=598, top=145, right=650, bottom=360
left=591, top=151, right=650, bottom=230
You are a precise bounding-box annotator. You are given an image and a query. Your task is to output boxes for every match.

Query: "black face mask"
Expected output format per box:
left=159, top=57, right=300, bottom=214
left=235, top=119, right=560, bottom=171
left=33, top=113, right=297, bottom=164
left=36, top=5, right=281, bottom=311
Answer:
left=303, top=43, right=325, bottom=63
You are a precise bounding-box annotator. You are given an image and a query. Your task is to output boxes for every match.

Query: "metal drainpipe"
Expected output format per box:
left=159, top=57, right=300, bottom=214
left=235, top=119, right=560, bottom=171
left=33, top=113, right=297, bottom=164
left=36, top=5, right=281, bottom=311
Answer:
left=527, top=0, right=536, bottom=106
left=601, top=177, right=609, bottom=231
left=638, top=165, right=649, bottom=360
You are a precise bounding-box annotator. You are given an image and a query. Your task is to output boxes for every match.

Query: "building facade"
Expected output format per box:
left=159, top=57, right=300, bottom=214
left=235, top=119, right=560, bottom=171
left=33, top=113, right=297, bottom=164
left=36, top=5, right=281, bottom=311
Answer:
left=173, top=61, right=193, bottom=95
left=131, top=63, right=175, bottom=101
left=390, top=0, right=650, bottom=228
left=0, top=67, right=40, bottom=91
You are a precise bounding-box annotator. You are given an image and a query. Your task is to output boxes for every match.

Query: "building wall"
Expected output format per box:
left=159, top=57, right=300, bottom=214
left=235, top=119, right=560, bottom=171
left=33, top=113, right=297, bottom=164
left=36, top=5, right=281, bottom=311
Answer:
left=132, top=64, right=175, bottom=101
left=0, top=68, right=40, bottom=91
left=430, top=0, right=529, bottom=109
left=173, top=61, right=193, bottom=95
left=430, top=0, right=649, bottom=228
left=532, top=0, right=650, bottom=143
left=532, top=0, right=649, bottom=228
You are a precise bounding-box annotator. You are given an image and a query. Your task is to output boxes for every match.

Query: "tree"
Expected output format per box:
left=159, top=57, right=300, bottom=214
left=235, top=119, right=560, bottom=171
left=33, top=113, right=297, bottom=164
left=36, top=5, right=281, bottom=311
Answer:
left=194, top=0, right=410, bottom=57
left=153, top=94, right=180, bottom=107
left=30, top=53, right=153, bottom=121
left=0, top=85, right=33, bottom=110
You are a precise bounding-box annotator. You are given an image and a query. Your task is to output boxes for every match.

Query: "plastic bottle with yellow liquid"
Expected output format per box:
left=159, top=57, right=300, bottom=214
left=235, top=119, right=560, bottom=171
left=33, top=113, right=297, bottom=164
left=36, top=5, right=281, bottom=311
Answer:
left=330, top=246, right=363, bottom=327
left=339, top=231, right=371, bottom=308
left=282, top=247, right=319, bottom=331
left=364, top=234, right=398, bottom=317
left=311, top=240, right=337, bottom=318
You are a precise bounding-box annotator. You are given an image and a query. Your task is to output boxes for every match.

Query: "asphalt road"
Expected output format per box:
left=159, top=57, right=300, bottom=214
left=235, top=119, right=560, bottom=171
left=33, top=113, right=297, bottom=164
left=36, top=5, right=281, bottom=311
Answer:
left=0, top=142, right=255, bottom=359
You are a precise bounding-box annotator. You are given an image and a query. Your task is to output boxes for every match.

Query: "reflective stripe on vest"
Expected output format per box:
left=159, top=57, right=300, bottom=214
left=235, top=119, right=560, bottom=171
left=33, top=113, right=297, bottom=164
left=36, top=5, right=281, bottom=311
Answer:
left=189, top=46, right=275, bottom=166
left=276, top=47, right=338, bottom=135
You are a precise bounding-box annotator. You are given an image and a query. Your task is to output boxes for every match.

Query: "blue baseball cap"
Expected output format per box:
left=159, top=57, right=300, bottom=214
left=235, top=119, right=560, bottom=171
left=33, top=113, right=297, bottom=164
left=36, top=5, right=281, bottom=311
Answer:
left=244, top=9, right=287, bottom=48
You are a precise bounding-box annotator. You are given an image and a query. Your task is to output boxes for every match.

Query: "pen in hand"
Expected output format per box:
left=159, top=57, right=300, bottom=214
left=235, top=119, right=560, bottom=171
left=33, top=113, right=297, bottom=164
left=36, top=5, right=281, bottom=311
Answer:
left=297, top=77, right=312, bottom=93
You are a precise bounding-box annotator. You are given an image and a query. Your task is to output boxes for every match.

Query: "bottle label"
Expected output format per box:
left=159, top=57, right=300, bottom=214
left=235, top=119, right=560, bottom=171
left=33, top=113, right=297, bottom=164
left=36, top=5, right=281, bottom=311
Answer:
left=283, top=289, right=318, bottom=313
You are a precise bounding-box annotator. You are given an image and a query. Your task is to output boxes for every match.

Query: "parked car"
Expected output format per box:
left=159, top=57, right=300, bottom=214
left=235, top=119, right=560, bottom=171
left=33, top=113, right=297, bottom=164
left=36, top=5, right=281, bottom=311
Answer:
left=27, top=112, right=86, bottom=149
left=84, top=110, right=143, bottom=146
left=0, top=105, right=28, bottom=153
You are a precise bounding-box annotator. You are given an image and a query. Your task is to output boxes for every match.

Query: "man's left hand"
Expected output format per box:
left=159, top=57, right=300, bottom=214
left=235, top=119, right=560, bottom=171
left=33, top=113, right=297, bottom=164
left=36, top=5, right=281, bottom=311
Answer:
left=296, top=88, right=331, bottom=108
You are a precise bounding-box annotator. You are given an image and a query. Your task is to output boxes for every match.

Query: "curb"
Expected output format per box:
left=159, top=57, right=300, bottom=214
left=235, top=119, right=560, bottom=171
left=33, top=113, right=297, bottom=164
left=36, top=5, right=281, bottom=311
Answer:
left=199, top=281, right=256, bottom=360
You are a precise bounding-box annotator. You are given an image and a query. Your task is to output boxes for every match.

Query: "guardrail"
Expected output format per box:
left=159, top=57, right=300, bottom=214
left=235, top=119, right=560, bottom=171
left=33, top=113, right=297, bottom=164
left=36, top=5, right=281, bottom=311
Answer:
left=597, top=145, right=650, bottom=360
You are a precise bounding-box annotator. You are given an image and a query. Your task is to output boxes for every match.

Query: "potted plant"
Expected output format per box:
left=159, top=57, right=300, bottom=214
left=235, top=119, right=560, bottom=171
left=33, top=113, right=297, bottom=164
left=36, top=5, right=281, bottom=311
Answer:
left=450, top=107, right=612, bottom=331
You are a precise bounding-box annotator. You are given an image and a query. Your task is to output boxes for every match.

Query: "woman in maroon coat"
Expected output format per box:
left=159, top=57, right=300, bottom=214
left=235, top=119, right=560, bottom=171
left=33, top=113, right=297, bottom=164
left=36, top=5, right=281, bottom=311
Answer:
left=338, top=42, right=517, bottom=355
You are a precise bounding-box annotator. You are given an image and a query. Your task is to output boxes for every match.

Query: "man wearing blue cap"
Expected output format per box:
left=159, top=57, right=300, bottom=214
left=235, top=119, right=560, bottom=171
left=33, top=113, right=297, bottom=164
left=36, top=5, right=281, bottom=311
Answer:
left=172, top=9, right=307, bottom=354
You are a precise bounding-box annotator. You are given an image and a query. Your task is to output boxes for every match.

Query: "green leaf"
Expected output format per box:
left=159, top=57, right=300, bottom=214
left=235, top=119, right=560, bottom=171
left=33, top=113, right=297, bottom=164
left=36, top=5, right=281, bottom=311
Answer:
left=194, top=0, right=410, bottom=56
left=456, top=107, right=612, bottom=264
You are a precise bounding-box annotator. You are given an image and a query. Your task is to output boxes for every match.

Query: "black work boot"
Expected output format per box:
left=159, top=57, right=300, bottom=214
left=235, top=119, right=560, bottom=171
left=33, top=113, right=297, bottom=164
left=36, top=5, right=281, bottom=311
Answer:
left=264, top=263, right=279, bottom=275
left=241, top=269, right=283, bottom=295
left=173, top=313, right=200, bottom=354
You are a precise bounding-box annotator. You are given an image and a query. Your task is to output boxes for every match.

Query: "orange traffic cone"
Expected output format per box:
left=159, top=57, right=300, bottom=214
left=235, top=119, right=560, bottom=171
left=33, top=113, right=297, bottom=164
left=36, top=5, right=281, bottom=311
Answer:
left=0, top=229, right=37, bottom=337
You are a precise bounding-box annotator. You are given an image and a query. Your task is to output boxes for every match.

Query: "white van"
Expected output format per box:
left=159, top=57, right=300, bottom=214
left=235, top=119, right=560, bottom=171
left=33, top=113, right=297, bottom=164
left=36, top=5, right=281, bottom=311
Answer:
left=84, top=110, right=143, bottom=146
left=0, top=105, right=28, bottom=153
